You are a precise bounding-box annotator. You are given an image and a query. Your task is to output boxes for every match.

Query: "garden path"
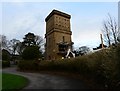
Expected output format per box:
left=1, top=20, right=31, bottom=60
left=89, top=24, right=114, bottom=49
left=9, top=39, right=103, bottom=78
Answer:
left=2, top=66, right=90, bottom=90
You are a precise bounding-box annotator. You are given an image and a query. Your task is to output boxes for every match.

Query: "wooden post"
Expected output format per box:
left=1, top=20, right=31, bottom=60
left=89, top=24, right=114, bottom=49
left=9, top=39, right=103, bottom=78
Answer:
left=100, top=34, right=104, bottom=49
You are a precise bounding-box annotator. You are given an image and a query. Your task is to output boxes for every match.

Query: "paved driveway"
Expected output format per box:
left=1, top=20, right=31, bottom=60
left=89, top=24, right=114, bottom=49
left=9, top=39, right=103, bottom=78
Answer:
left=2, top=66, right=90, bottom=89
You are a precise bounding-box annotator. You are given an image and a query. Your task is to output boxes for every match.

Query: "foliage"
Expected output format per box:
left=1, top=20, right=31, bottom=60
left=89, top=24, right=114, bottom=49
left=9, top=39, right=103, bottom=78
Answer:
left=79, top=46, right=90, bottom=55
left=2, top=49, right=11, bottom=61
left=22, top=32, right=44, bottom=47
left=2, top=49, right=11, bottom=67
left=1, top=35, right=10, bottom=51
left=2, top=61, right=10, bottom=68
left=0, top=33, right=45, bottom=58
left=22, top=46, right=41, bottom=60
left=9, top=39, right=20, bottom=55
left=8, top=39, right=20, bottom=62
left=22, top=32, right=36, bottom=46
left=2, top=73, right=29, bottom=90
left=1, top=35, right=21, bottom=57
left=20, top=32, right=44, bottom=57
left=15, top=42, right=25, bottom=56
left=73, top=50, right=80, bottom=57
left=18, top=43, right=120, bottom=88
left=18, top=60, right=39, bottom=71
left=73, top=46, right=90, bottom=56
left=34, top=35, right=44, bottom=47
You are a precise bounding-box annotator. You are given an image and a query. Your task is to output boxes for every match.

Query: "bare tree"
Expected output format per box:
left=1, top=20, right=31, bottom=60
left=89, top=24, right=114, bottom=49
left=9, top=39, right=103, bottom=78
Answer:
left=102, top=21, right=111, bottom=46
left=107, top=14, right=118, bottom=44
left=35, top=35, right=45, bottom=53
left=1, top=35, right=10, bottom=51
left=9, top=39, right=20, bottom=55
left=35, top=35, right=44, bottom=47
left=16, top=42, right=24, bottom=55
left=102, top=14, right=119, bottom=46
left=0, top=35, right=22, bottom=55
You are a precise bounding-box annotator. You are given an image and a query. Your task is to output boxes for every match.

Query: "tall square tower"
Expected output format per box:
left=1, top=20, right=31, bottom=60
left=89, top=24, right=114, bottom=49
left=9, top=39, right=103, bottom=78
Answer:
left=45, top=10, right=73, bottom=60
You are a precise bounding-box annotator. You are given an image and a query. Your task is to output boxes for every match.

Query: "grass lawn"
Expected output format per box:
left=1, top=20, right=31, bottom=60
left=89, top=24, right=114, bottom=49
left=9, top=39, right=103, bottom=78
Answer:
left=2, top=73, right=29, bottom=91
left=0, top=73, right=2, bottom=91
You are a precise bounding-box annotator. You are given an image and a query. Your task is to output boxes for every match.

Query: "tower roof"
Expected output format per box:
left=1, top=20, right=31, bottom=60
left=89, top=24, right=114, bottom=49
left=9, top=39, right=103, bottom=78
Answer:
left=45, top=9, right=71, bottom=22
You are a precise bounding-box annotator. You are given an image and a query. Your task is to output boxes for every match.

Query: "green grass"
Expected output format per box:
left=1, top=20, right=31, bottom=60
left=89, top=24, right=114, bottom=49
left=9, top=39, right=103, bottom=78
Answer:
left=0, top=73, right=2, bottom=91
left=2, top=73, right=29, bottom=91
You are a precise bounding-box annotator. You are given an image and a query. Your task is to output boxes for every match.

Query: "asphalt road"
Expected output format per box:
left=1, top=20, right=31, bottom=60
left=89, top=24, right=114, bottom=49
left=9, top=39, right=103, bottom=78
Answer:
left=2, top=66, right=90, bottom=89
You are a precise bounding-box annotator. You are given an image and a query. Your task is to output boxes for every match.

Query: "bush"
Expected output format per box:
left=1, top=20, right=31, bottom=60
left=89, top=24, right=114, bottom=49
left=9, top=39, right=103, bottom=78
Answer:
left=2, top=61, right=10, bottom=68
left=90, top=46, right=120, bottom=88
left=22, top=46, right=40, bottom=60
left=18, top=60, right=36, bottom=71
left=18, top=44, right=120, bottom=88
left=2, top=49, right=11, bottom=61
left=2, top=49, right=11, bottom=68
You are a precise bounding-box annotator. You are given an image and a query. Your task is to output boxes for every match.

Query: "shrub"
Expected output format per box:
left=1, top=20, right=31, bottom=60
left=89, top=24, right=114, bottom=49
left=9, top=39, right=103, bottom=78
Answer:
left=2, top=49, right=11, bottom=61
left=2, top=61, right=10, bottom=68
left=18, top=60, right=37, bottom=71
left=91, top=46, right=120, bottom=88
left=22, top=46, right=40, bottom=60
left=18, top=44, right=120, bottom=88
left=2, top=49, right=11, bottom=68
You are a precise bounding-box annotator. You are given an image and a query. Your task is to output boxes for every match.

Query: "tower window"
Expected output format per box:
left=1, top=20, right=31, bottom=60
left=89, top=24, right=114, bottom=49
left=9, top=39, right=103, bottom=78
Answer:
left=58, top=44, right=68, bottom=52
left=63, top=36, right=65, bottom=42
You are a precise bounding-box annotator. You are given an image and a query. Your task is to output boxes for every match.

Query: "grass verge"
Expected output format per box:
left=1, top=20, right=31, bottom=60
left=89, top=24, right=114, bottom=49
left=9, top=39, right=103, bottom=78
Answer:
left=2, top=73, right=29, bottom=91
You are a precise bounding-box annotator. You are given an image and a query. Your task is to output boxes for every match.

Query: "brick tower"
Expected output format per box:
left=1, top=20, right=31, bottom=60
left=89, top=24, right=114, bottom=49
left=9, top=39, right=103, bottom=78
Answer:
left=45, top=10, right=73, bottom=60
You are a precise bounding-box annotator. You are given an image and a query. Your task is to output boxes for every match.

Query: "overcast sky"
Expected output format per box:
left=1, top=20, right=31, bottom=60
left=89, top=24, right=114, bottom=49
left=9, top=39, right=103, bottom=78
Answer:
left=118, top=1, right=120, bottom=28
left=1, top=1, right=118, bottom=49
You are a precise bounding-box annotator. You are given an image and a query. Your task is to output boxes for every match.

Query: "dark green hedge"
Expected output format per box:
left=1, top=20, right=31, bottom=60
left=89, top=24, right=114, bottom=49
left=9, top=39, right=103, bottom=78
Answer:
left=18, top=43, right=120, bottom=89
